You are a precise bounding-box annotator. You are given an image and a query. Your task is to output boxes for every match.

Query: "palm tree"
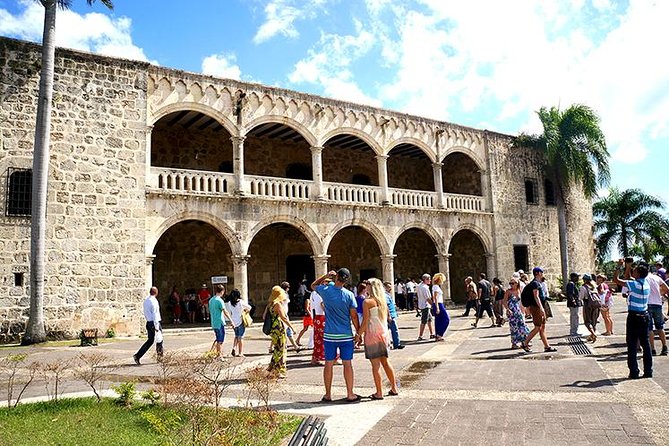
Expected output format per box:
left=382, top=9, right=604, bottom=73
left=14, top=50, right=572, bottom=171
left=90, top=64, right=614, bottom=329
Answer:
left=23, top=0, right=113, bottom=345
left=593, top=188, right=669, bottom=262
left=515, top=104, right=610, bottom=289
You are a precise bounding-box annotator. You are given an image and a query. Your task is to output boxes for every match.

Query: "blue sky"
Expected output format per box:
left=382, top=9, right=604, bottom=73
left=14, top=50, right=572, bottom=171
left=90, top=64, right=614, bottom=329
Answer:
left=0, top=0, right=667, bottom=208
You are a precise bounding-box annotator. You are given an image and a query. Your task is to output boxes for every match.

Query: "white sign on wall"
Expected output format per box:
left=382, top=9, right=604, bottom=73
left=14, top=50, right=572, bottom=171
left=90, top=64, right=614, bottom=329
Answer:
left=211, top=276, right=228, bottom=284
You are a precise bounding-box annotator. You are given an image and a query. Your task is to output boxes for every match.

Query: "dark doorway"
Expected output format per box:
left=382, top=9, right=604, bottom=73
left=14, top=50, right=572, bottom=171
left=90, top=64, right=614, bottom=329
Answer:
left=513, top=245, right=529, bottom=273
left=359, top=269, right=377, bottom=282
left=286, top=255, right=315, bottom=315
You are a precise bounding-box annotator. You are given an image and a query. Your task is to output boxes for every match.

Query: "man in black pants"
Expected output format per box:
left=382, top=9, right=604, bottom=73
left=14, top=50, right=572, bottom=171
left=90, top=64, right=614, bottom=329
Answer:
left=613, top=259, right=652, bottom=379
left=473, top=273, right=495, bottom=328
left=133, top=286, right=163, bottom=365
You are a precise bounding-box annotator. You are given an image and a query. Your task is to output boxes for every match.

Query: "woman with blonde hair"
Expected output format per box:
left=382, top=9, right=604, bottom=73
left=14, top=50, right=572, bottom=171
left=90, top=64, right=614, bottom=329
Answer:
left=431, top=273, right=450, bottom=341
left=266, top=285, right=297, bottom=378
left=360, top=278, right=399, bottom=400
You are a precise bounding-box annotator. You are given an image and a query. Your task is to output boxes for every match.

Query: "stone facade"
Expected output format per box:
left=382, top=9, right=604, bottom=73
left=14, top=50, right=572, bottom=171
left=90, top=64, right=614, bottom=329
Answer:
left=0, top=37, right=595, bottom=342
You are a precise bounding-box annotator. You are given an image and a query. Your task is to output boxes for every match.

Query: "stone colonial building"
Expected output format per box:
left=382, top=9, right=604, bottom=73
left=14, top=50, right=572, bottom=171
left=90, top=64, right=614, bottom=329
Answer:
left=0, top=37, right=595, bottom=342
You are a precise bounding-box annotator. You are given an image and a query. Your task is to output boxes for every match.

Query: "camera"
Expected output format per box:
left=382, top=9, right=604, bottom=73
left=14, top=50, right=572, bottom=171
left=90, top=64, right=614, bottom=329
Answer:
left=624, top=257, right=634, bottom=264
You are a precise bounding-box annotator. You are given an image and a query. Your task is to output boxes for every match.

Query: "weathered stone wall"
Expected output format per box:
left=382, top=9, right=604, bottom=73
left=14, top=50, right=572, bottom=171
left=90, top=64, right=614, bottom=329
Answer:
left=328, top=227, right=383, bottom=284
left=322, top=147, right=378, bottom=185
left=448, top=230, right=487, bottom=302
left=245, top=136, right=312, bottom=178
left=387, top=155, right=434, bottom=191
left=151, top=122, right=233, bottom=171
left=394, top=229, right=439, bottom=280
left=0, top=38, right=148, bottom=342
left=442, top=152, right=483, bottom=195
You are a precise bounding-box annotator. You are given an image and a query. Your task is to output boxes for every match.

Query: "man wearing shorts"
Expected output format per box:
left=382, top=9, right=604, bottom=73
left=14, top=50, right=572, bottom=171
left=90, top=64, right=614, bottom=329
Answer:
left=521, top=267, right=557, bottom=353
left=312, top=268, right=361, bottom=403
left=416, top=274, right=435, bottom=340
left=209, top=284, right=231, bottom=358
left=646, top=271, right=669, bottom=356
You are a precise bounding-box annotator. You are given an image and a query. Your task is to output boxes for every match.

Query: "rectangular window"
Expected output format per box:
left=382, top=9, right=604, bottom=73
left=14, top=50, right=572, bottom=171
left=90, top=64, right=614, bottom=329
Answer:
left=6, top=168, right=32, bottom=217
left=544, top=179, right=556, bottom=205
left=14, top=272, right=24, bottom=287
left=513, top=245, right=529, bottom=273
left=524, top=179, right=538, bottom=205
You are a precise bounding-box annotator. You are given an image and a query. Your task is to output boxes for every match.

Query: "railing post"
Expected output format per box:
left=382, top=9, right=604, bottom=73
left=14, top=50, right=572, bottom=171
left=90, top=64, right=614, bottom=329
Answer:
left=310, top=146, right=324, bottom=201
left=432, top=161, right=444, bottom=208
left=231, top=135, right=246, bottom=196
left=376, top=154, right=390, bottom=205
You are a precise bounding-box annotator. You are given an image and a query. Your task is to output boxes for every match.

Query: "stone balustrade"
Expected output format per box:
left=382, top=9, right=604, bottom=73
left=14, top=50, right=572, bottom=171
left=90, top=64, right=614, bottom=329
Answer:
left=148, top=167, right=486, bottom=212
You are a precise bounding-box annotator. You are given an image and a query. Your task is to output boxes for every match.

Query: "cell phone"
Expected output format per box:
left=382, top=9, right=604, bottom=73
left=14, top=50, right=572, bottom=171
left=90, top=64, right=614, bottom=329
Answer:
left=624, top=257, right=634, bottom=263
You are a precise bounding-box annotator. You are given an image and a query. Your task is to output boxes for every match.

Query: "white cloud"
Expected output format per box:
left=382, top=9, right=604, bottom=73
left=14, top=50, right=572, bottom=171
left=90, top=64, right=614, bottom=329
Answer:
left=201, top=53, right=242, bottom=80
left=0, top=0, right=153, bottom=63
left=252, top=0, right=330, bottom=44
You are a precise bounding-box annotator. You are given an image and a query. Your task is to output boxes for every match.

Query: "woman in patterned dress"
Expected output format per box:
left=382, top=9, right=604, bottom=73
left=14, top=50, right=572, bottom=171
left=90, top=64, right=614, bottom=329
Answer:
left=503, top=277, right=530, bottom=349
left=267, top=285, right=297, bottom=378
left=360, top=278, right=399, bottom=399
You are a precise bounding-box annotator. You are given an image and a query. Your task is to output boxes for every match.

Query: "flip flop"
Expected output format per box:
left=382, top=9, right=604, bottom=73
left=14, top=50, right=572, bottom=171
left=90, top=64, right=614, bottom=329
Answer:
left=345, top=394, right=362, bottom=403
left=320, top=396, right=332, bottom=402
left=369, top=394, right=384, bottom=400
left=387, top=390, right=399, bottom=396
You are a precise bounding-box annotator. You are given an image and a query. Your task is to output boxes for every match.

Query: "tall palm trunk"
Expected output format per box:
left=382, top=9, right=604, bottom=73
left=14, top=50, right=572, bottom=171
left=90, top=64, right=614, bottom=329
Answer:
left=23, top=1, right=57, bottom=345
left=556, top=182, right=570, bottom=293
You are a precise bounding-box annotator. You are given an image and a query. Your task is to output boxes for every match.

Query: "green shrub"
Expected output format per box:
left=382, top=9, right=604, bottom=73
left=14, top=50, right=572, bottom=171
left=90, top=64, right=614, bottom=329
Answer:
left=112, top=381, right=136, bottom=407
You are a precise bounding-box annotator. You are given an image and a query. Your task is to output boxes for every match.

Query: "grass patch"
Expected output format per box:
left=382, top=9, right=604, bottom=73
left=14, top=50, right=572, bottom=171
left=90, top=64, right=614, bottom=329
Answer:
left=0, top=397, right=301, bottom=446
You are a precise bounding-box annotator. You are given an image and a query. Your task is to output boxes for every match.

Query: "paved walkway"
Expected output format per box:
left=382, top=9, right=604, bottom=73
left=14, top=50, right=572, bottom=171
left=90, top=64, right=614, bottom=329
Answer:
left=1, top=298, right=668, bottom=445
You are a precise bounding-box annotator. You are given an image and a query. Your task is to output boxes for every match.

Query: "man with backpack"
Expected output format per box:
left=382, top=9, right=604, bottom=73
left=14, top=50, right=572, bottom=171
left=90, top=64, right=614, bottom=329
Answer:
left=520, top=267, right=557, bottom=353
left=579, top=274, right=601, bottom=342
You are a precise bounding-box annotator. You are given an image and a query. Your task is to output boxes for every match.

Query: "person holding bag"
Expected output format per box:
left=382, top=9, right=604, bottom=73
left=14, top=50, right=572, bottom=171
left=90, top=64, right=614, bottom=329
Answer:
left=224, top=288, right=252, bottom=357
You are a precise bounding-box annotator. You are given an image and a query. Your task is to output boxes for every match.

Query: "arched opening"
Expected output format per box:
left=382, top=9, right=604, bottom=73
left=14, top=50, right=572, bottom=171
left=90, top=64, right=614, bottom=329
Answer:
left=393, top=228, right=439, bottom=282
left=387, top=144, right=433, bottom=191
left=247, top=223, right=315, bottom=314
left=442, top=152, right=482, bottom=196
left=448, top=229, right=487, bottom=304
left=323, top=135, right=378, bottom=185
left=152, top=220, right=233, bottom=324
left=328, top=226, right=382, bottom=285
left=152, top=110, right=233, bottom=171
left=245, top=123, right=312, bottom=179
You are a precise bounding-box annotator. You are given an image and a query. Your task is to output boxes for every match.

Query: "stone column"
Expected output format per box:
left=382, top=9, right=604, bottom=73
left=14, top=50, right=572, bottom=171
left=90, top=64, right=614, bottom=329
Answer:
left=312, top=254, right=331, bottom=276
left=376, top=154, right=390, bottom=205
left=310, top=146, right=324, bottom=201
left=485, top=252, right=496, bottom=280
left=380, top=254, right=396, bottom=296
left=480, top=169, right=490, bottom=211
left=231, top=136, right=246, bottom=195
left=432, top=161, right=445, bottom=208
left=145, top=255, right=156, bottom=289
left=232, top=254, right=250, bottom=302
left=145, top=125, right=153, bottom=186
left=436, top=253, right=452, bottom=304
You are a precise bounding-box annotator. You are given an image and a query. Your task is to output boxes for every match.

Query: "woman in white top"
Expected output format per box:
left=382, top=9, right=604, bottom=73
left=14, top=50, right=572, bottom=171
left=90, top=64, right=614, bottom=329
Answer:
left=359, top=278, right=399, bottom=399
left=431, top=273, right=450, bottom=340
left=224, top=289, right=252, bottom=357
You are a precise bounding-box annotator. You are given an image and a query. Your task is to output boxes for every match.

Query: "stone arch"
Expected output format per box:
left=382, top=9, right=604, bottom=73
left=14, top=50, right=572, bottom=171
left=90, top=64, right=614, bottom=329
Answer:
left=319, top=127, right=383, bottom=156
left=244, top=115, right=317, bottom=147
left=447, top=226, right=490, bottom=303
left=245, top=215, right=323, bottom=256
left=323, top=219, right=391, bottom=256
left=440, top=146, right=485, bottom=171
left=441, top=149, right=484, bottom=196
left=148, top=211, right=241, bottom=256
left=149, top=102, right=238, bottom=137
left=391, top=221, right=446, bottom=254
left=385, top=137, right=436, bottom=162
left=446, top=224, right=492, bottom=254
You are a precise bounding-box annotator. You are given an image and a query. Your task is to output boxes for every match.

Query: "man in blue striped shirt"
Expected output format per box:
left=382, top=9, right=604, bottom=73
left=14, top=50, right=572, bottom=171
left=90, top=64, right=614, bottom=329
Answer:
left=614, top=259, right=652, bottom=379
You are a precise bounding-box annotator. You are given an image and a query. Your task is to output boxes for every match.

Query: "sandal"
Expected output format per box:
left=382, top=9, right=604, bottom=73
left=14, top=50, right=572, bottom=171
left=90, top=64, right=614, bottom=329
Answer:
left=369, top=394, right=384, bottom=400
left=345, top=394, right=362, bottom=403
left=320, top=396, right=332, bottom=402
left=521, top=343, right=531, bottom=352
left=387, top=390, right=399, bottom=396
left=544, top=346, right=557, bottom=352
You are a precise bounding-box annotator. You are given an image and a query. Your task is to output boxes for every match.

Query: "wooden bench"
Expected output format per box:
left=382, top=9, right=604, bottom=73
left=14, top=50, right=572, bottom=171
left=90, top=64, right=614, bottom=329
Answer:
left=79, top=328, right=98, bottom=346
left=288, top=416, right=327, bottom=446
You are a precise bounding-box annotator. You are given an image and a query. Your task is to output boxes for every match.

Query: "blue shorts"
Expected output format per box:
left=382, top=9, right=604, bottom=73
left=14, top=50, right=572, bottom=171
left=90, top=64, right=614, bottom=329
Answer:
left=324, top=340, right=354, bottom=361
left=233, top=325, right=246, bottom=338
left=286, top=327, right=293, bottom=337
left=213, top=327, right=225, bottom=343
left=648, top=304, right=664, bottom=331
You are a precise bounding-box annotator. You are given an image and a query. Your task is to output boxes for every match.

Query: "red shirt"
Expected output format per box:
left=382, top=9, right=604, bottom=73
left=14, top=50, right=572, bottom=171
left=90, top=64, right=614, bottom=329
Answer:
left=198, top=289, right=211, bottom=305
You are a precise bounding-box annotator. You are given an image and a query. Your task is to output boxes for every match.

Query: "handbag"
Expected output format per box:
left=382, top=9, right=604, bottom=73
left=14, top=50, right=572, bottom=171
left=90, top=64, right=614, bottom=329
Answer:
left=542, top=300, right=553, bottom=318
left=242, top=311, right=253, bottom=328
left=262, top=310, right=272, bottom=335
left=155, top=329, right=164, bottom=344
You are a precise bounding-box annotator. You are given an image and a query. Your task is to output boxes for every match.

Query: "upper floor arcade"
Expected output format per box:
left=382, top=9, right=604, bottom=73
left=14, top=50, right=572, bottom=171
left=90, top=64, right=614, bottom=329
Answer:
left=144, top=69, right=495, bottom=213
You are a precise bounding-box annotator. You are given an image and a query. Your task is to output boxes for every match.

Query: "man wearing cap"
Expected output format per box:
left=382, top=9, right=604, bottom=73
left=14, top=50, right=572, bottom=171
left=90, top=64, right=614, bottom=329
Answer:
left=647, top=266, right=669, bottom=356
left=613, top=259, right=652, bottom=379
left=566, top=272, right=582, bottom=336
left=312, top=268, right=361, bottom=402
left=416, top=273, right=435, bottom=341
left=579, top=274, right=600, bottom=342
left=520, top=267, right=557, bottom=352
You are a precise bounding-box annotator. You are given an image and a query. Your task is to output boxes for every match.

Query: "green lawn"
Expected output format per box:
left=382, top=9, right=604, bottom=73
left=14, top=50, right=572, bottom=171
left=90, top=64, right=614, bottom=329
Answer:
left=0, top=398, right=300, bottom=446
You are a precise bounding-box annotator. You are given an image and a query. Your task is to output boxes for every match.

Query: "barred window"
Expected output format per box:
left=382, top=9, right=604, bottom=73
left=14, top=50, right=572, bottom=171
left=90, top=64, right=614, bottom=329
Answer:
left=6, top=168, right=32, bottom=217
left=524, top=179, right=538, bottom=205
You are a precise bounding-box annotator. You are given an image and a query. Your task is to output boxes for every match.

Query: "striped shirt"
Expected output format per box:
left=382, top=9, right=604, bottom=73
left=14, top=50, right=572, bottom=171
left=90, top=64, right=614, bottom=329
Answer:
left=316, top=284, right=357, bottom=342
left=623, top=278, right=649, bottom=313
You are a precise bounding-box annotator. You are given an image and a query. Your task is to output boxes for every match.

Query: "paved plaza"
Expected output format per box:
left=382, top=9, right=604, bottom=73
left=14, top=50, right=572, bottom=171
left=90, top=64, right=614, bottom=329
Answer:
left=2, top=299, right=668, bottom=445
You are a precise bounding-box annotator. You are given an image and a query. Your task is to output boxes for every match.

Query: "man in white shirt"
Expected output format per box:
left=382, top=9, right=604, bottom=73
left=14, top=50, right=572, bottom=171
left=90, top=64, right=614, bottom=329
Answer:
left=647, top=272, right=669, bottom=356
left=133, top=287, right=163, bottom=365
left=416, top=274, right=435, bottom=341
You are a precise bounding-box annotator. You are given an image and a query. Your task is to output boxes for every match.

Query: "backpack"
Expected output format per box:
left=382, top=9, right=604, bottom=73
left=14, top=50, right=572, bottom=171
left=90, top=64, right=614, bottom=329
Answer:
left=584, top=287, right=601, bottom=309
left=520, top=281, right=535, bottom=307
left=262, top=309, right=273, bottom=335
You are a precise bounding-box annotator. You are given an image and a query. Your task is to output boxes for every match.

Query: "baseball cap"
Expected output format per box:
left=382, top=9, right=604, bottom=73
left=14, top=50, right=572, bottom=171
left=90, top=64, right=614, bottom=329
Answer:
left=582, top=273, right=592, bottom=281
left=532, top=267, right=544, bottom=275
left=337, top=268, right=351, bottom=282
left=569, top=272, right=580, bottom=279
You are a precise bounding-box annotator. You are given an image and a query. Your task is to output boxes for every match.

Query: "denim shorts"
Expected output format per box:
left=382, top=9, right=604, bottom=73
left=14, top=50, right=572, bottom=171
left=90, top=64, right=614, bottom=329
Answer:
left=233, top=324, right=246, bottom=338
left=648, top=304, right=664, bottom=331
left=213, top=327, right=225, bottom=343
left=324, top=340, right=354, bottom=361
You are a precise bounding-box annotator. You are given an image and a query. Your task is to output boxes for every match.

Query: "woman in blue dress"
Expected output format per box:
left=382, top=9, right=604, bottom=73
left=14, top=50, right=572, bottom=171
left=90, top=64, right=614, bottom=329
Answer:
left=503, top=277, right=530, bottom=349
left=431, top=273, right=450, bottom=341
